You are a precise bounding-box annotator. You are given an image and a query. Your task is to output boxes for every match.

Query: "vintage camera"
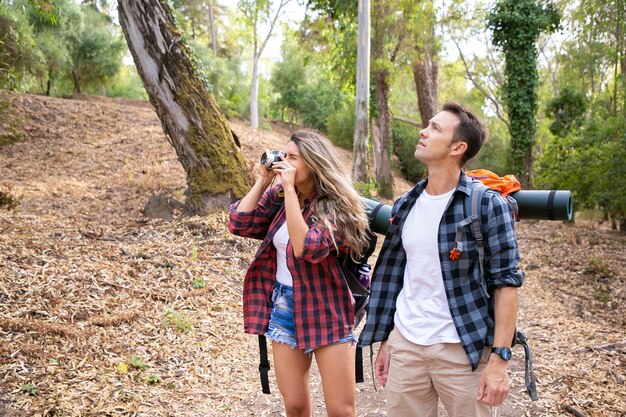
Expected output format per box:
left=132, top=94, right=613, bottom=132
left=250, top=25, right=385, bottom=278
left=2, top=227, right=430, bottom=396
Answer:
left=259, top=150, right=286, bottom=168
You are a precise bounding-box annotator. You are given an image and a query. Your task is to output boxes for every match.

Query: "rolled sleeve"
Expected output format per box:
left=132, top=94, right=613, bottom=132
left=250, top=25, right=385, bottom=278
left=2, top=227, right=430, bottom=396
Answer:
left=228, top=185, right=283, bottom=240
left=298, top=223, right=347, bottom=264
left=484, top=192, right=524, bottom=289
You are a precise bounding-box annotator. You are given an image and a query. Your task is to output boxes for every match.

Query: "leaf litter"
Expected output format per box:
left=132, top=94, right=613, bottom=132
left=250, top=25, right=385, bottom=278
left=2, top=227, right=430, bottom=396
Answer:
left=0, top=91, right=624, bottom=417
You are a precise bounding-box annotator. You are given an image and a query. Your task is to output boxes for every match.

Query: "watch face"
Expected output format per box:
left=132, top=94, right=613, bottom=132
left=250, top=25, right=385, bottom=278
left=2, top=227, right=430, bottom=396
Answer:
left=493, top=347, right=512, bottom=360
left=501, top=348, right=512, bottom=360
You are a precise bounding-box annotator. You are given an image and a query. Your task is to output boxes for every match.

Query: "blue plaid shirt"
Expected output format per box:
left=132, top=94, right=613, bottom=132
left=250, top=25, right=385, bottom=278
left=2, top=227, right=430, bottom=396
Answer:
left=358, top=172, right=524, bottom=370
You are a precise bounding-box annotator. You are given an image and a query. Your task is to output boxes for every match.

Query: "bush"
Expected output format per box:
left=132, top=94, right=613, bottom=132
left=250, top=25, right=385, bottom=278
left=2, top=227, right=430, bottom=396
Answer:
left=326, top=99, right=355, bottom=149
left=299, top=79, right=347, bottom=131
left=0, top=7, right=42, bottom=90
left=105, top=63, right=147, bottom=99
left=190, top=42, right=248, bottom=119
left=392, top=120, right=426, bottom=183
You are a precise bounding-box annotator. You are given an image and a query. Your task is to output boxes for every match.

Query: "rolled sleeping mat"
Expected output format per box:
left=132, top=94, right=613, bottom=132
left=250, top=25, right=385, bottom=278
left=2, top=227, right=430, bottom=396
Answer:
left=509, top=190, right=572, bottom=221
left=360, top=189, right=573, bottom=235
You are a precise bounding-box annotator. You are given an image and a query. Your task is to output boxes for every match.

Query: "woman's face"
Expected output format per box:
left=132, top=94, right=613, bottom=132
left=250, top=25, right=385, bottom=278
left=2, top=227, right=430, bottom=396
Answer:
left=285, top=140, right=313, bottom=188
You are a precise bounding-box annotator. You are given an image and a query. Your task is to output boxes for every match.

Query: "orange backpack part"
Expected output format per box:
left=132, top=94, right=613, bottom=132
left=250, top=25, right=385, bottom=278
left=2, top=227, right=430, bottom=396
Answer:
left=466, top=169, right=521, bottom=197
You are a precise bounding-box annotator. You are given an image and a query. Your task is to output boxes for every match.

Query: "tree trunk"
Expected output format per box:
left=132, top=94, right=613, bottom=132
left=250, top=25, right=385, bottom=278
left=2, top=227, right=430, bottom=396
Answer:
left=352, top=0, right=370, bottom=183
left=207, top=0, right=218, bottom=55
left=46, top=69, right=52, bottom=96
left=118, top=0, right=250, bottom=214
left=246, top=1, right=289, bottom=130
left=373, top=69, right=394, bottom=199
left=250, top=53, right=260, bottom=129
left=370, top=116, right=380, bottom=189
left=412, top=48, right=438, bottom=128
left=72, top=71, right=81, bottom=94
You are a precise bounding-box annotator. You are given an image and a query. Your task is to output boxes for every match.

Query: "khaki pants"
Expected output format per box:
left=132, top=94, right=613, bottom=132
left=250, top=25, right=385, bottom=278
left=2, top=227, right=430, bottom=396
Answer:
left=386, top=328, right=493, bottom=417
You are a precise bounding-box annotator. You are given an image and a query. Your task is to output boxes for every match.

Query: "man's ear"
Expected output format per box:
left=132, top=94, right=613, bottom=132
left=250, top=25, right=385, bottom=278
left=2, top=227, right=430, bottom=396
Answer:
left=451, top=141, right=468, bottom=156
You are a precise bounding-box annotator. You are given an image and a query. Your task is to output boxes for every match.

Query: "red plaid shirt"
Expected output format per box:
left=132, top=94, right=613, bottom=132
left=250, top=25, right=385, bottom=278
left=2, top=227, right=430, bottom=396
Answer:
left=228, top=184, right=355, bottom=351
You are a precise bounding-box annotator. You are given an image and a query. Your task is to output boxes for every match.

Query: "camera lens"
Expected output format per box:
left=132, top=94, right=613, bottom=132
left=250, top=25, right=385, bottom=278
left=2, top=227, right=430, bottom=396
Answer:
left=259, top=150, right=285, bottom=168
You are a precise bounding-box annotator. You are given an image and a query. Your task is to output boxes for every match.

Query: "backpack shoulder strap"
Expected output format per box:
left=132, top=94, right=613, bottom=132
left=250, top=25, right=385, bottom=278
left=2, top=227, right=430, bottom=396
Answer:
left=450, top=181, right=489, bottom=298
left=258, top=335, right=271, bottom=394
left=467, top=181, right=487, bottom=288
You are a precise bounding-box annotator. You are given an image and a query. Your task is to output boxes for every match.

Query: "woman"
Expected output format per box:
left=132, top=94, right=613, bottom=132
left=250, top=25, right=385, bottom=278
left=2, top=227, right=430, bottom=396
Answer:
left=228, top=129, right=370, bottom=417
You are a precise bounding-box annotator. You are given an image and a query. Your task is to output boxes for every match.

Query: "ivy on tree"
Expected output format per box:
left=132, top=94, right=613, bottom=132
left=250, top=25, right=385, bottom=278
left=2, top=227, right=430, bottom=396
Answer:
left=488, top=0, right=560, bottom=187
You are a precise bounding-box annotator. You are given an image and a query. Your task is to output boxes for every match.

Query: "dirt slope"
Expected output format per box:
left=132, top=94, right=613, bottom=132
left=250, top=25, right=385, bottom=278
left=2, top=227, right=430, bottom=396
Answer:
left=0, top=91, right=624, bottom=417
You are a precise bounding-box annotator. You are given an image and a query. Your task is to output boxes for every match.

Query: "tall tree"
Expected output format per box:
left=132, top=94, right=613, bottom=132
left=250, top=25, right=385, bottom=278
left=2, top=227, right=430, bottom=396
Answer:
left=410, top=0, right=438, bottom=128
left=488, top=0, right=559, bottom=187
left=238, top=0, right=290, bottom=129
left=207, top=0, right=218, bottom=54
left=352, top=0, right=370, bottom=183
left=118, top=0, right=250, bottom=213
left=370, top=0, right=409, bottom=199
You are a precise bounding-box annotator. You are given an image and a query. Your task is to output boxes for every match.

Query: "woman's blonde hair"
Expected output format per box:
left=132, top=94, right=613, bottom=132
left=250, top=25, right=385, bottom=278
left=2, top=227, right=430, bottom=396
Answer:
left=288, top=129, right=371, bottom=261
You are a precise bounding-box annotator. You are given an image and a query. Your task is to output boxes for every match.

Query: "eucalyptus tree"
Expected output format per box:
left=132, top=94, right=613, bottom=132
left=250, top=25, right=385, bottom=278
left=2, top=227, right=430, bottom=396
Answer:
left=352, top=0, right=370, bottom=183
left=207, top=0, right=218, bottom=54
left=370, top=0, right=420, bottom=198
left=118, top=0, right=250, bottom=213
left=488, top=0, right=560, bottom=187
left=238, top=0, right=291, bottom=129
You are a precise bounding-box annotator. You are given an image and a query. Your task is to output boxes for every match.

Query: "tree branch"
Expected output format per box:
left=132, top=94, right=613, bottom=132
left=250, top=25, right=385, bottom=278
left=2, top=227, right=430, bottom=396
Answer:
left=392, top=115, right=421, bottom=128
left=451, top=36, right=510, bottom=132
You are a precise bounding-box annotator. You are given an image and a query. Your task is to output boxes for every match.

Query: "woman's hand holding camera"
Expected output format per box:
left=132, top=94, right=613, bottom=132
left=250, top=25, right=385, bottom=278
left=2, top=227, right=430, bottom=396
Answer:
left=271, top=155, right=296, bottom=192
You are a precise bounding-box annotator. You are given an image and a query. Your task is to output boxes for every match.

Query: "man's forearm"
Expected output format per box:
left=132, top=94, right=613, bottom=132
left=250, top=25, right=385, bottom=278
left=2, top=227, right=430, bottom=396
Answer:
left=492, top=286, right=518, bottom=347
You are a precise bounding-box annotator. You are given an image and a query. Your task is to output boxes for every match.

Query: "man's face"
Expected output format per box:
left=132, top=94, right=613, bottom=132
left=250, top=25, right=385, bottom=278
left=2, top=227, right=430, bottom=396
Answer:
left=414, top=111, right=461, bottom=164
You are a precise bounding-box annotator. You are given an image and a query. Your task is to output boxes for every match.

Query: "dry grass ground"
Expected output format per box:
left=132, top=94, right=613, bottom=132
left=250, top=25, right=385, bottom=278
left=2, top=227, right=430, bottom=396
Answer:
left=0, top=91, right=624, bottom=417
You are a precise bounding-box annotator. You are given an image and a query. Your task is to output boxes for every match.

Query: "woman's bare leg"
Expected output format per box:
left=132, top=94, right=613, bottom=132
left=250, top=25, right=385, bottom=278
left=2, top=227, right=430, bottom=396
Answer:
left=272, top=342, right=314, bottom=417
left=315, top=342, right=356, bottom=417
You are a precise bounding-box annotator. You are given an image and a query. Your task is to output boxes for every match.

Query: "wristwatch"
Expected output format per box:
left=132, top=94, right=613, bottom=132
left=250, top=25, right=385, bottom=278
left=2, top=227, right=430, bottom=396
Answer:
left=491, top=347, right=512, bottom=361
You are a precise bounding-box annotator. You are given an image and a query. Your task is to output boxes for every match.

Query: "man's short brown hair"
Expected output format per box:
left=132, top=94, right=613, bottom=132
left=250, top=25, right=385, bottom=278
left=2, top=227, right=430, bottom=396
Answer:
left=442, top=102, right=487, bottom=166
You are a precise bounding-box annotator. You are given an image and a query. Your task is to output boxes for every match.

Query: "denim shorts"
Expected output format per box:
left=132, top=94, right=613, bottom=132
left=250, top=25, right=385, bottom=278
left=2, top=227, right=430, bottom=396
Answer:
left=265, top=282, right=355, bottom=355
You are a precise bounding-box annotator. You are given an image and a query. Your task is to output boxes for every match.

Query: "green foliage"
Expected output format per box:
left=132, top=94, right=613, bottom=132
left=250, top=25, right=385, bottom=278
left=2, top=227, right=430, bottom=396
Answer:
left=488, top=0, right=560, bottom=186
left=268, top=26, right=352, bottom=133
left=191, top=41, right=247, bottom=118
left=546, top=86, right=586, bottom=137
left=298, top=6, right=358, bottom=91
left=104, top=64, right=147, bottom=99
left=164, top=309, right=193, bottom=333
left=129, top=355, right=147, bottom=371
left=146, top=375, right=162, bottom=385
left=22, top=383, right=38, bottom=395
left=354, top=180, right=377, bottom=198
left=192, top=276, right=206, bottom=289
left=298, top=77, right=348, bottom=132
left=326, top=98, right=355, bottom=149
left=0, top=5, right=42, bottom=90
left=536, top=112, right=626, bottom=223
left=27, top=0, right=58, bottom=24
left=391, top=120, right=426, bottom=183
left=270, top=32, right=306, bottom=122
left=64, top=5, right=124, bottom=94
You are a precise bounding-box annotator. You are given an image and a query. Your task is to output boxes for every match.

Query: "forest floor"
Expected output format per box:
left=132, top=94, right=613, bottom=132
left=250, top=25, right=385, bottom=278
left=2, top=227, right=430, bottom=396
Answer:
left=0, top=90, right=624, bottom=417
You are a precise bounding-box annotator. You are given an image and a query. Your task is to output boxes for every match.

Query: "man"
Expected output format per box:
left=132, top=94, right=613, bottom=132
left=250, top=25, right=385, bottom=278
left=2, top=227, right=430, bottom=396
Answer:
left=359, top=102, right=524, bottom=417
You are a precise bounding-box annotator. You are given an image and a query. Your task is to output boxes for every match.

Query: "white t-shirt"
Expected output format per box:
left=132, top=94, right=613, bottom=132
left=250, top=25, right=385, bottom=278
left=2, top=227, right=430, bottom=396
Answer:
left=394, top=188, right=461, bottom=345
left=273, top=221, right=294, bottom=286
